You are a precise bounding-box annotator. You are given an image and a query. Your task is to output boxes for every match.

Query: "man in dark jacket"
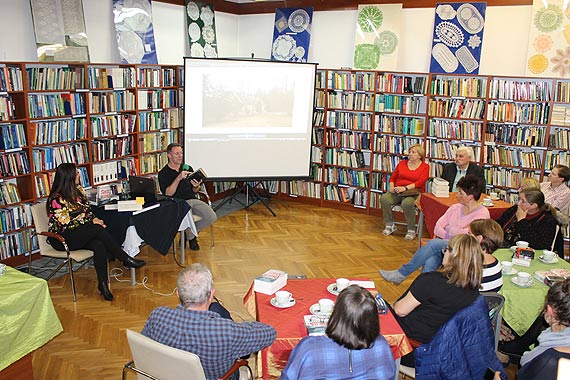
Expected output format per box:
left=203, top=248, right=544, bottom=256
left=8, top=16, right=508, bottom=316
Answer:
left=441, top=146, right=486, bottom=193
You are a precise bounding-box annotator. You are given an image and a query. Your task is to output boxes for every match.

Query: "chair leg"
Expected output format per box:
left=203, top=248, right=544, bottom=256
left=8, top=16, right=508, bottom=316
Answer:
left=68, top=257, right=77, bottom=302
left=210, top=225, right=214, bottom=248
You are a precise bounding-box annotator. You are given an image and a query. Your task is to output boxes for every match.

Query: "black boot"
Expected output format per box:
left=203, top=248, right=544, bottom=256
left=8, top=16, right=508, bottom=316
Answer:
left=188, top=237, right=200, bottom=251
left=122, top=256, right=146, bottom=269
left=98, top=281, right=114, bottom=301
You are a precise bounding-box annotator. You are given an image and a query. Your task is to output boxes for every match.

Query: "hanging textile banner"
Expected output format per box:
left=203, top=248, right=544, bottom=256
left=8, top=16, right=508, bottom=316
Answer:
left=429, top=2, right=487, bottom=74
left=271, top=7, right=313, bottom=62
left=29, top=0, right=90, bottom=62
left=353, top=4, right=403, bottom=70
left=525, top=0, right=570, bottom=77
left=112, top=0, right=158, bottom=64
left=186, top=1, right=218, bottom=58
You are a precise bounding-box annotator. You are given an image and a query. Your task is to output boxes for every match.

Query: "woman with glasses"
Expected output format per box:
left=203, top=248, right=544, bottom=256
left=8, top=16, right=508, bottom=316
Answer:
left=380, top=175, right=489, bottom=285
left=540, top=164, right=570, bottom=215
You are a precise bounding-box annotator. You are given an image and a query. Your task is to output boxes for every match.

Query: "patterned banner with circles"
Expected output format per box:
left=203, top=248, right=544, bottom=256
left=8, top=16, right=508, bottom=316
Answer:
left=112, top=0, right=158, bottom=64
left=186, top=1, right=218, bottom=58
left=271, top=7, right=313, bottom=62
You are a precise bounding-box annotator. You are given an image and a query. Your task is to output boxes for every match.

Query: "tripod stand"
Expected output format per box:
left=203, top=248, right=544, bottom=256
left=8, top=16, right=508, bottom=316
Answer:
left=214, top=181, right=276, bottom=216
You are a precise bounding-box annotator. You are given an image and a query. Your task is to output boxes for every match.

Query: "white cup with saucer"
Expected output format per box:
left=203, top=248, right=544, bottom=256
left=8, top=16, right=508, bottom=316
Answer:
left=336, top=278, right=349, bottom=292
left=501, top=261, right=513, bottom=274
left=516, top=241, right=529, bottom=249
left=482, top=197, right=493, bottom=206
left=490, top=192, right=499, bottom=200
left=275, top=290, right=292, bottom=306
left=318, top=298, right=334, bottom=314
left=542, top=250, right=555, bottom=263
left=516, top=272, right=531, bottom=286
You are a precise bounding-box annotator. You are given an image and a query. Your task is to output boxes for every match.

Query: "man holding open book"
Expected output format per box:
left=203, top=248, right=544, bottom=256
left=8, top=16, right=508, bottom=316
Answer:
left=158, top=143, right=217, bottom=251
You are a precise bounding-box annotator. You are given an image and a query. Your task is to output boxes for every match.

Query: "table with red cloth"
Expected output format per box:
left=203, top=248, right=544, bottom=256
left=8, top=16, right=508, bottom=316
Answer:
left=419, top=192, right=512, bottom=238
left=243, top=278, right=412, bottom=379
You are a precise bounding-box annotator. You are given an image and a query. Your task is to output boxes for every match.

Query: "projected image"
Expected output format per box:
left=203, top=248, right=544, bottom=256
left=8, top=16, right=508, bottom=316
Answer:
left=201, top=72, right=294, bottom=128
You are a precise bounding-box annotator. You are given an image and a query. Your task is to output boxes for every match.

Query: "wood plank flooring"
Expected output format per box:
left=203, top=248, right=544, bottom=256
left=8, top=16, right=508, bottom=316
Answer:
left=27, top=199, right=506, bottom=379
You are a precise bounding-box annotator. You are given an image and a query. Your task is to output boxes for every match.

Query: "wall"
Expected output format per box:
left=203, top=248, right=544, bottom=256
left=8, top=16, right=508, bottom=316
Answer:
left=0, top=0, right=533, bottom=75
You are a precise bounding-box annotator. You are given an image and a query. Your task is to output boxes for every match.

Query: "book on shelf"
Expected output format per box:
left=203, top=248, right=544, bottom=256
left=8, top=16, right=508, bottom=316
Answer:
left=304, top=315, right=329, bottom=336
left=253, top=269, right=287, bottom=295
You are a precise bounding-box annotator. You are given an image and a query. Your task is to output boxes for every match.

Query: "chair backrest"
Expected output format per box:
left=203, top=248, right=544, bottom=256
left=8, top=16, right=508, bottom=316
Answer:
left=483, top=292, right=505, bottom=351
left=31, top=202, right=54, bottom=253
left=126, top=329, right=206, bottom=380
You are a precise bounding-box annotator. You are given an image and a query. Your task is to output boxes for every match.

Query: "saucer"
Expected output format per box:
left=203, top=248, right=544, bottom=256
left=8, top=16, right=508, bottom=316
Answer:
left=270, top=297, right=296, bottom=309
left=327, top=283, right=339, bottom=296
left=539, top=255, right=559, bottom=264
left=482, top=202, right=494, bottom=207
left=502, top=267, right=518, bottom=276
left=310, top=303, right=333, bottom=317
left=511, top=277, right=534, bottom=288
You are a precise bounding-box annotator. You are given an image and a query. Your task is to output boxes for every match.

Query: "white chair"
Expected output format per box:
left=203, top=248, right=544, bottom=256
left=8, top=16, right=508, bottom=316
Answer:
left=29, top=202, right=94, bottom=302
left=122, top=329, right=250, bottom=380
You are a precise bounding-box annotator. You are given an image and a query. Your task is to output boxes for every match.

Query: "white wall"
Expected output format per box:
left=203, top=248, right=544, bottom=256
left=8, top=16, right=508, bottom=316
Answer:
left=0, top=0, right=534, bottom=76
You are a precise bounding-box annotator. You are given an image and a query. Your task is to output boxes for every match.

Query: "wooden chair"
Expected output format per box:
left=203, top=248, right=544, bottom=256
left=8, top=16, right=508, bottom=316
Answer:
left=122, top=329, right=251, bottom=380
left=29, top=202, right=94, bottom=302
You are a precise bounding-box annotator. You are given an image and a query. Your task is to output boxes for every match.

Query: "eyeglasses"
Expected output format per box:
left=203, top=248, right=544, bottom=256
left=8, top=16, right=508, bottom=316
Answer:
left=442, top=246, right=451, bottom=254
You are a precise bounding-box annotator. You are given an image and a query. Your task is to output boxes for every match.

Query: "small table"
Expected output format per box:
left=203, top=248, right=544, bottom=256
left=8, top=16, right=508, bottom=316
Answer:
left=495, top=248, right=570, bottom=335
left=243, top=278, right=412, bottom=380
left=0, top=267, right=63, bottom=373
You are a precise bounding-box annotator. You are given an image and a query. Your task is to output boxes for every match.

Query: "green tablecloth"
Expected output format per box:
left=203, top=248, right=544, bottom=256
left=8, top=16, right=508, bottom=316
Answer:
left=0, top=266, right=63, bottom=371
left=494, top=248, right=570, bottom=336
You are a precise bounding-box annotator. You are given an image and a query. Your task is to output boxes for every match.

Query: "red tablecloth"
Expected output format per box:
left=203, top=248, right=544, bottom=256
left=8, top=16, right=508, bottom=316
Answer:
left=243, top=278, right=412, bottom=379
left=419, top=192, right=512, bottom=237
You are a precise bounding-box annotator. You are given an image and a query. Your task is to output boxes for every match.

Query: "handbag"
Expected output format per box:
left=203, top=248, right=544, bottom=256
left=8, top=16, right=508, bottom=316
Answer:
left=399, top=188, right=421, bottom=197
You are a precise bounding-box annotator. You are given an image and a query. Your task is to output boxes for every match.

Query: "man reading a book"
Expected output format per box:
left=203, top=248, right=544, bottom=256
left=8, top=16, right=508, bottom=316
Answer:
left=158, top=143, right=217, bottom=250
left=142, top=264, right=276, bottom=380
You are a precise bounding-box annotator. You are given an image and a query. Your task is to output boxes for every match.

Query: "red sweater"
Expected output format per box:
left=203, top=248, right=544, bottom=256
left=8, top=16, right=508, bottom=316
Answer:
left=390, top=160, right=430, bottom=191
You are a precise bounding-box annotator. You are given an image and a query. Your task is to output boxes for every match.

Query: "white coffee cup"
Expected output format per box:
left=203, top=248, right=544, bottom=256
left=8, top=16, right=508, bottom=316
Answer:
left=318, top=298, right=334, bottom=314
left=517, top=272, right=531, bottom=285
left=275, top=290, right=292, bottom=306
left=483, top=197, right=492, bottom=206
left=0, top=263, right=6, bottom=276
left=336, top=278, right=349, bottom=292
left=490, top=192, right=499, bottom=200
left=501, top=261, right=513, bottom=273
left=516, top=241, right=529, bottom=249
left=542, top=250, right=555, bottom=262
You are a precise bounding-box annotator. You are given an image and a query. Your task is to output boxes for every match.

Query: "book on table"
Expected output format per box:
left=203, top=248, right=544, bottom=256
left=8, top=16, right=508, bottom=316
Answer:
left=304, top=315, right=329, bottom=336
left=253, top=269, right=287, bottom=295
left=534, top=268, right=570, bottom=285
left=431, top=177, right=449, bottom=197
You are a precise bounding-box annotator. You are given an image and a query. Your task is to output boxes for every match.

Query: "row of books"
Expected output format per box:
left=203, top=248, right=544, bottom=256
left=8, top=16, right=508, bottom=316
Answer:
left=137, top=89, right=178, bottom=110
left=26, top=66, right=84, bottom=91
left=0, top=95, right=16, bottom=121
left=32, top=143, right=88, bottom=172
left=311, top=163, right=323, bottom=181
left=324, top=167, right=369, bottom=188
left=89, top=90, right=136, bottom=113
left=483, top=166, right=540, bottom=189
left=372, top=153, right=404, bottom=172
left=0, top=228, right=38, bottom=260
left=138, top=67, right=177, bottom=88
left=312, top=128, right=324, bottom=145
left=0, top=203, right=32, bottom=232
left=370, top=173, right=390, bottom=193
left=429, top=76, right=487, bottom=98
left=550, top=104, right=570, bottom=126
left=376, top=94, right=425, bottom=115
left=555, top=81, right=570, bottom=103
left=327, top=71, right=375, bottom=91
left=87, top=67, right=137, bottom=89
left=32, top=117, right=86, bottom=145
left=284, top=180, right=321, bottom=199
left=0, top=180, right=21, bottom=205
left=377, top=115, right=425, bottom=136
left=428, top=98, right=486, bottom=120
left=427, top=119, right=482, bottom=141
left=0, top=123, right=26, bottom=150
left=139, top=108, right=180, bottom=131
left=139, top=130, right=178, bottom=153
left=28, top=93, right=86, bottom=118
left=351, top=187, right=368, bottom=207
left=544, top=150, right=570, bottom=168
left=92, top=160, right=124, bottom=185
left=313, top=109, right=324, bottom=127
left=324, top=149, right=369, bottom=168
left=314, top=90, right=325, bottom=108
left=327, top=91, right=373, bottom=111
left=139, top=151, right=167, bottom=175
left=91, top=137, right=134, bottom=161
left=488, top=79, right=551, bottom=102
left=375, top=135, right=423, bottom=155
left=0, top=65, right=23, bottom=91
left=34, top=171, right=55, bottom=198
left=485, top=123, right=546, bottom=146
left=91, top=114, right=136, bottom=138
left=426, top=139, right=481, bottom=161
left=427, top=160, right=447, bottom=178
left=485, top=145, right=543, bottom=169
left=326, top=110, right=372, bottom=130
left=486, top=101, right=550, bottom=124
left=325, top=130, right=371, bottom=150
left=315, top=71, right=326, bottom=88
left=378, top=74, right=427, bottom=95
left=0, top=151, right=30, bottom=177
left=324, top=184, right=352, bottom=203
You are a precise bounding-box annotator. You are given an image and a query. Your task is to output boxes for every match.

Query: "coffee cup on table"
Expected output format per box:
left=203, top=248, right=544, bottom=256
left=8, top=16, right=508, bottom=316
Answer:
left=517, top=272, right=531, bottom=285
left=336, top=278, right=349, bottom=292
left=275, top=290, right=292, bottom=306
left=483, top=197, right=492, bottom=206
left=542, top=250, right=555, bottom=262
left=501, top=261, right=513, bottom=273
left=318, top=298, right=334, bottom=314
left=516, top=241, right=529, bottom=249
left=490, top=192, right=499, bottom=200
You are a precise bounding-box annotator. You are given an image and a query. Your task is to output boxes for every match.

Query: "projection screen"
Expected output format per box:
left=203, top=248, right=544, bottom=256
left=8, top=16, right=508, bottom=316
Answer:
left=183, top=58, right=317, bottom=180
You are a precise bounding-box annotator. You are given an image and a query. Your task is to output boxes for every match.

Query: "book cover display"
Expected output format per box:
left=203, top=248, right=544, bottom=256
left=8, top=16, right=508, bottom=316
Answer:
left=271, top=7, right=313, bottom=62
left=112, top=0, right=158, bottom=64
left=429, top=2, right=487, bottom=74
left=186, top=1, right=218, bottom=58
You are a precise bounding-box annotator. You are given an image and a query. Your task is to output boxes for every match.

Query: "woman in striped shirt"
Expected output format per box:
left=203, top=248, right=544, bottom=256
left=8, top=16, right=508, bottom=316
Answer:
left=469, top=219, right=504, bottom=293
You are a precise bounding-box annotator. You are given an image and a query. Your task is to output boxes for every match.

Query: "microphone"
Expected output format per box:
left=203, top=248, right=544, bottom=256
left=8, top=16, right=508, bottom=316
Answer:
left=180, top=164, right=191, bottom=172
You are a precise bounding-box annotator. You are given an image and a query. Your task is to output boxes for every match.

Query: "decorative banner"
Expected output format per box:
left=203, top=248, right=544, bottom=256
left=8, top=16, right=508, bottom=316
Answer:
left=353, top=4, right=403, bottom=70
left=29, top=0, right=90, bottom=62
left=186, top=1, right=218, bottom=58
left=271, top=7, right=313, bottom=62
left=429, top=2, right=487, bottom=74
left=525, top=0, right=569, bottom=77
left=112, top=0, right=158, bottom=64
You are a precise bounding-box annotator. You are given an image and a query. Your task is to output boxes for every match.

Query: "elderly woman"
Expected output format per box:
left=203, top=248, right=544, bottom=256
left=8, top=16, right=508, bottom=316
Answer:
left=281, top=285, right=395, bottom=380
left=381, top=144, right=430, bottom=240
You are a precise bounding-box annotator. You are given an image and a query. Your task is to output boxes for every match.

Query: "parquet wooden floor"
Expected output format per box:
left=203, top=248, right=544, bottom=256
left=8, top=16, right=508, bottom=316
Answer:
left=27, top=199, right=463, bottom=379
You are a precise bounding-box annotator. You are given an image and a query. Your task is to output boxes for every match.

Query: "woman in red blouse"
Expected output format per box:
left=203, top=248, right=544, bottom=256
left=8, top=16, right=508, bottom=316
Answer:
left=380, top=144, right=429, bottom=240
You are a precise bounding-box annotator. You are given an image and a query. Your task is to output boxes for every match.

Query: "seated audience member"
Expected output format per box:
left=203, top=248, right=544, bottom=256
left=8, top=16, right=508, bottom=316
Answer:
left=469, top=219, right=504, bottom=292
left=517, top=279, right=570, bottom=380
left=495, top=188, right=568, bottom=256
left=380, top=175, right=489, bottom=285
left=142, top=264, right=276, bottom=380
left=381, top=144, right=429, bottom=241
left=540, top=164, right=570, bottom=215
left=392, top=234, right=482, bottom=366
left=281, top=285, right=395, bottom=380
left=158, top=143, right=217, bottom=251
left=440, top=146, right=486, bottom=193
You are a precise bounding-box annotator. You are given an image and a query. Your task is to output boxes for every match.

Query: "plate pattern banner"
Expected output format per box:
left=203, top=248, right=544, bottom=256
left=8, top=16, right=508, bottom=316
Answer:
left=271, top=7, right=313, bottom=62
left=186, top=1, right=218, bottom=58
left=112, top=0, right=158, bottom=64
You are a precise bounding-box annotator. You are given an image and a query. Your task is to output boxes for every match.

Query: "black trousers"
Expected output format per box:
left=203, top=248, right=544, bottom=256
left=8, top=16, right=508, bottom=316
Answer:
left=48, top=223, right=130, bottom=283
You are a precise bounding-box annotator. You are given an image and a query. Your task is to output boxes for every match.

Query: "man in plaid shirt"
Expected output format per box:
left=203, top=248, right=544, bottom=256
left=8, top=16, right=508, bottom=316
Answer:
left=142, top=263, right=276, bottom=380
